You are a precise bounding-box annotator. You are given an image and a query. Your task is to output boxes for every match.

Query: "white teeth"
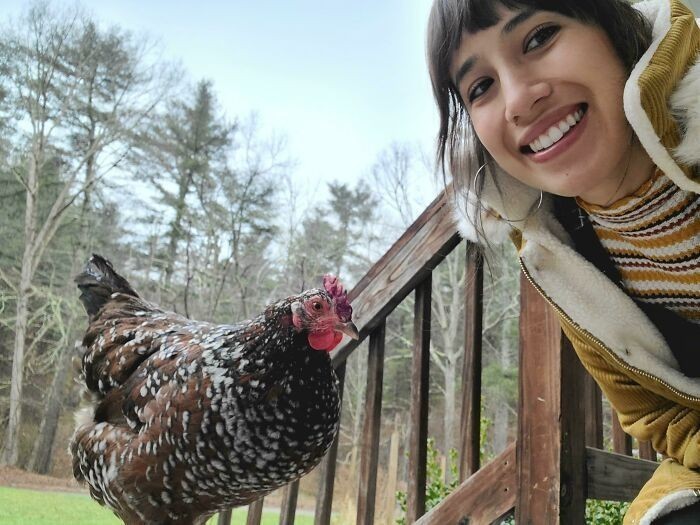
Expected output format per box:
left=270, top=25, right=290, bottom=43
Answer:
left=528, top=108, right=584, bottom=153
left=548, top=126, right=564, bottom=142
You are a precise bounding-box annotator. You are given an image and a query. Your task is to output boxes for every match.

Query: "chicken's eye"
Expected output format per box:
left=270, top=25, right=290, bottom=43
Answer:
left=312, top=301, right=322, bottom=311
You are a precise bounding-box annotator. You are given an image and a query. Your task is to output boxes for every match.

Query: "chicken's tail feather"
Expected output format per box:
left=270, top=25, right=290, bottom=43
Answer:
left=75, top=254, right=139, bottom=319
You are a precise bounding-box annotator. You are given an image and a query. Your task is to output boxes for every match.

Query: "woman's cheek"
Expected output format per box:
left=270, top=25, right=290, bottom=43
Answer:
left=473, top=113, right=505, bottom=161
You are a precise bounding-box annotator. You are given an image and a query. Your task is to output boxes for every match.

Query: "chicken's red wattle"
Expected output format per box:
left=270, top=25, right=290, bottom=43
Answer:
left=308, top=330, right=342, bottom=351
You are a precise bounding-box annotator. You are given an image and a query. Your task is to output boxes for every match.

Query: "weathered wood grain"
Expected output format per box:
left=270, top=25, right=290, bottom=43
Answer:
left=406, top=277, right=432, bottom=522
left=612, top=409, right=633, bottom=456
left=459, top=246, right=483, bottom=481
left=332, top=190, right=460, bottom=367
left=246, top=498, right=264, bottom=525
left=356, top=323, right=386, bottom=525
left=279, top=480, right=299, bottom=525
left=586, top=448, right=657, bottom=501
left=516, top=276, right=587, bottom=525
left=217, top=509, right=231, bottom=525
left=638, top=440, right=657, bottom=462
left=314, top=364, right=346, bottom=525
left=583, top=373, right=603, bottom=449
left=415, top=443, right=516, bottom=525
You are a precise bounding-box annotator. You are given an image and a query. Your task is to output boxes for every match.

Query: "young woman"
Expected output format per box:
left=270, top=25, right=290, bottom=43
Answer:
left=427, top=0, right=700, bottom=523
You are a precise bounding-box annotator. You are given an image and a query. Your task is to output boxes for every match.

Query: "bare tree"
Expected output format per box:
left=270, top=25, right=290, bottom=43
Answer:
left=196, top=114, right=288, bottom=321
left=0, top=2, right=172, bottom=465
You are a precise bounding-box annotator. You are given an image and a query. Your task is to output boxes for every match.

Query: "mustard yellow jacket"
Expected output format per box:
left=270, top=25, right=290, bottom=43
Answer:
left=453, top=1, right=700, bottom=523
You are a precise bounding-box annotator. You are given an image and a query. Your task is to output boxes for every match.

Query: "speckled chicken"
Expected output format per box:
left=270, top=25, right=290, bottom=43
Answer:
left=70, top=254, right=358, bottom=525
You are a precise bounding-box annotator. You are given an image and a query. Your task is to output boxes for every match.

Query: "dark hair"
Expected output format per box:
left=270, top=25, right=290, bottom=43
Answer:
left=427, top=0, right=653, bottom=201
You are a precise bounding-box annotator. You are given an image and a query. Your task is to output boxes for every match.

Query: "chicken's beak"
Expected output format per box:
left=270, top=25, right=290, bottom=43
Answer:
left=336, top=320, right=359, bottom=340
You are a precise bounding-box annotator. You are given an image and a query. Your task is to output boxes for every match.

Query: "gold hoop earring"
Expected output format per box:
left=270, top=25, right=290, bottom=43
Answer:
left=472, top=161, right=543, bottom=224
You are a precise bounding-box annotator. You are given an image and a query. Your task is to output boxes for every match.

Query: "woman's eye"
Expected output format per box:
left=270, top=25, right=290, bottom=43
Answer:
left=468, top=78, right=493, bottom=103
left=524, top=24, right=560, bottom=53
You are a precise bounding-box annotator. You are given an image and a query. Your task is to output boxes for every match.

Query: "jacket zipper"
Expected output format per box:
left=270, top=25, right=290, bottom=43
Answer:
left=518, top=258, right=700, bottom=404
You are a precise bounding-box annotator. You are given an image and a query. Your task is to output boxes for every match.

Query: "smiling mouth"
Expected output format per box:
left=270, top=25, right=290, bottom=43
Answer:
left=521, top=103, right=588, bottom=155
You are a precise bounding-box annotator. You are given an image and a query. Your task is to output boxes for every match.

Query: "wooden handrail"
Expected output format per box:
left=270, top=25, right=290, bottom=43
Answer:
left=586, top=448, right=656, bottom=501
left=415, top=443, right=517, bottom=525
left=219, top=188, right=661, bottom=525
left=331, top=189, right=460, bottom=367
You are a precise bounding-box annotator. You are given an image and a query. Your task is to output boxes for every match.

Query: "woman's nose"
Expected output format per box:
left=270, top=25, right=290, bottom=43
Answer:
left=503, top=75, right=551, bottom=126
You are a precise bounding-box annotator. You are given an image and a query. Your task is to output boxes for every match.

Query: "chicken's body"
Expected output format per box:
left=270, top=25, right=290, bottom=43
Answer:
left=70, top=255, right=354, bottom=524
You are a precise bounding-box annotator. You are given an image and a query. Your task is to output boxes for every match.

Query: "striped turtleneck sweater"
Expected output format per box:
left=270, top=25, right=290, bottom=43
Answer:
left=576, top=169, right=700, bottom=324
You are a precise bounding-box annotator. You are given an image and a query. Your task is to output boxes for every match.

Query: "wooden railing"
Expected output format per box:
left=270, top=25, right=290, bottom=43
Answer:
left=219, top=190, right=659, bottom=525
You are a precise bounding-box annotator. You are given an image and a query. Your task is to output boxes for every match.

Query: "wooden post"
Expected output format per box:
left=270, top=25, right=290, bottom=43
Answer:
left=279, top=481, right=299, bottom=525
left=384, top=414, right=401, bottom=525
left=315, top=364, right=346, bottom=525
left=217, top=509, right=232, bottom=525
left=356, top=322, right=386, bottom=525
left=583, top=373, right=603, bottom=449
left=612, top=409, right=633, bottom=456
left=515, top=275, right=587, bottom=524
left=407, top=277, right=432, bottom=522
left=638, top=440, right=656, bottom=461
left=459, top=247, right=483, bottom=482
left=246, top=498, right=264, bottom=525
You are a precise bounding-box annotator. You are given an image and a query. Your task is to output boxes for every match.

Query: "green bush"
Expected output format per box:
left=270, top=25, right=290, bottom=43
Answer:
left=395, top=437, right=628, bottom=525
left=585, top=499, right=630, bottom=525
left=395, top=438, right=459, bottom=525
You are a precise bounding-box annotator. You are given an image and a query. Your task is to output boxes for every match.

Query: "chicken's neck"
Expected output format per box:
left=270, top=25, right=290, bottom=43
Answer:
left=199, top=300, right=335, bottom=404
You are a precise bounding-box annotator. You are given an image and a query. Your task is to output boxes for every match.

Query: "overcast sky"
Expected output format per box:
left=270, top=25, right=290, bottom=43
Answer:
left=8, top=1, right=695, bottom=209
left=4, top=0, right=440, bottom=204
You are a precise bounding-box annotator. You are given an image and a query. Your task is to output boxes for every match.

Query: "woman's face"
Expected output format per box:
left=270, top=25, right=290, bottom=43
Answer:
left=450, top=7, right=652, bottom=205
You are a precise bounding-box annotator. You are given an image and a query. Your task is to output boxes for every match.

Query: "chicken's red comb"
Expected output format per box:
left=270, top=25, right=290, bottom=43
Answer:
left=323, top=274, right=352, bottom=322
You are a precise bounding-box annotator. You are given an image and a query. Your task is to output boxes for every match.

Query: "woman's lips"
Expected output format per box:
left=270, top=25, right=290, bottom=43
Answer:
left=525, top=105, right=589, bottom=163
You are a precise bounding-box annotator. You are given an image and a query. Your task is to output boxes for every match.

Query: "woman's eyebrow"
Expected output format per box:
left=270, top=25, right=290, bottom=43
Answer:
left=454, top=56, right=477, bottom=88
left=502, top=8, right=537, bottom=35
left=453, top=8, right=539, bottom=87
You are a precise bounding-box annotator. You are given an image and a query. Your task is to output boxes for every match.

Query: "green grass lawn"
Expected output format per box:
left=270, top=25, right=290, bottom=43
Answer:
left=0, top=487, right=315, bottom=525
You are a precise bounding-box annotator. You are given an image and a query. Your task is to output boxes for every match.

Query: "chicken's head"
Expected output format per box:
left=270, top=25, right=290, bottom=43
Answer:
left=291, top=274, right=359, bottom=352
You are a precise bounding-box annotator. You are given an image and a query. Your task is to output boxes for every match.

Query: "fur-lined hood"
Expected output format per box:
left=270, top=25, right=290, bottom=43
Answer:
left=453, top=0, right=700, bottom=396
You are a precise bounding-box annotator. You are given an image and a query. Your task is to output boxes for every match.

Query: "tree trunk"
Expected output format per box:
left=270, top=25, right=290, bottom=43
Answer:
left=493, top=400, right=509, bottom=454
left=163, top=171, right=193, bottom=293
left=443, top=357, right=457, bottom=460
left=2, top=155, right=39, bottom=466
left=27, top=342, right=73, bottom=473
left=2, top=274, right=31, bottom=466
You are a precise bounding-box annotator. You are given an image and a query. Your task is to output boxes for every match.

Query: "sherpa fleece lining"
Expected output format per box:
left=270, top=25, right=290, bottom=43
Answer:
left=640, top=489, right=700, bottom=524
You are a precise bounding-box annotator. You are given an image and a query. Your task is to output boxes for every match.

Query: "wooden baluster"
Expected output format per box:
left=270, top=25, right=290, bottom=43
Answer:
left=279, top=481, right=299, bottom=525
left=314, top=363, right=346, bottom=525
left=583, top=373, right=603, bottom=449
left=356, top=322, right=386, bottom=525
left=516, top=275, right=587, bottom=524
left=459, top=247, right=483, bottom=481
left=612, top=409, right=633, bottom=456
left=407, top=277, right=432, bottom=522
left=217, top=509, right=232, bottom=525
left=246, top=498, right=264, bottom=525
left=638, top=440, right=656, bottom=461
